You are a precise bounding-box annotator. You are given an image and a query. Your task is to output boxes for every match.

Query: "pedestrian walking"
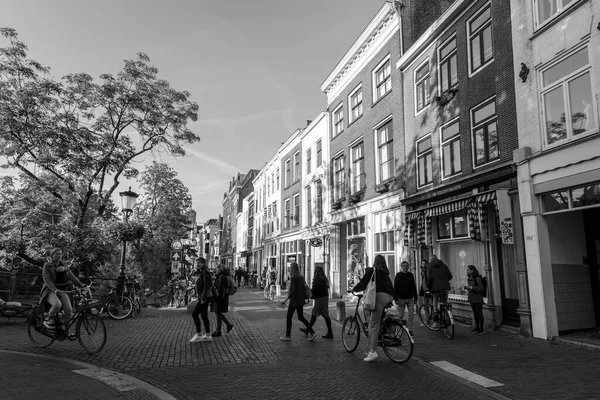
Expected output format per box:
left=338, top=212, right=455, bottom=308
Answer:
left=417, top=259, right=430, bottom=308
left=464, top=265, right=485, bottom=334
left=350, top=254, right=394, bottom=362
left=393, top=260, right=418, bottom=336
left=211, top=264, right=234, bottom=337
left=300, top=266, right=333, bottom=339
left=190, top=257, right=214, bottom=343
left=425, top=254, right=453, bottom=329
left=279, top=262, right=315, bottom=341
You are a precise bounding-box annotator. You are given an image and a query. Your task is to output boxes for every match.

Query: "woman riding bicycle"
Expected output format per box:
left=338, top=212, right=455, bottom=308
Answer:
left=349, top=254, right=394, bottom=362
left=39, top=247, right=86, bottom=339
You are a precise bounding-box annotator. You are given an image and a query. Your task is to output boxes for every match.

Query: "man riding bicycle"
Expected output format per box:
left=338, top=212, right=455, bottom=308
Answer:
left=425, top=254, right=452, bottom=328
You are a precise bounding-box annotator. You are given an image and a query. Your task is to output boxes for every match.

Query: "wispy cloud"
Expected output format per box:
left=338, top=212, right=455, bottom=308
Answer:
left=183, top=147, right=240, bottom=176
left=193, top=199, right=223, bottom=207
left=189, top=179, right=229, bottom=194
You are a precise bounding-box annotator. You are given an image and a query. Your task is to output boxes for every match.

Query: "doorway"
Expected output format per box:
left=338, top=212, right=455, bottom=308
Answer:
left=584, top=208, right=600, bottom=326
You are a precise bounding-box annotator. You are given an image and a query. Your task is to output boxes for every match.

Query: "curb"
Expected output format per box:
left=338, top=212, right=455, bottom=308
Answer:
left=0, top=350, right=177, bottom=400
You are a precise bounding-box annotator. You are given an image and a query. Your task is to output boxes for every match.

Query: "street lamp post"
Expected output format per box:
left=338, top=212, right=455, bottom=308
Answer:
left=118, top=187, right=139, bottom=294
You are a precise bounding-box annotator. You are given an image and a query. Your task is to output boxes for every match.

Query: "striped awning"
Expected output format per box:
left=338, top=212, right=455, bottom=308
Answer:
left=424, top=198, right=470, bottom=217
left=474, top=191, right=497, bottom=204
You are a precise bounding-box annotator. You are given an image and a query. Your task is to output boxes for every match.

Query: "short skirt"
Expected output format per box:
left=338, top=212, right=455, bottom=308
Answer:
left=311, top=296, right=330, bottom=317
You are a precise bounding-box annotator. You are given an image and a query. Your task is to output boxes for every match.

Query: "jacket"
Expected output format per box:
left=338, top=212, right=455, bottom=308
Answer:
left=311, top=276, right=329, bottom=299
left=196, top=268, right=213, bottom=301
left=211, top=272, right=230, bottom=313
left=287, top=276, right=308, bottom=307
left=393, top=271, right=418, bottom=301
left=467, top=275, right=485, bottom=304
left=426, top=259, right=453, bottom=292
left=352, top=267, right=394, bottom=297
left=39, top=261, right=83, bottom=304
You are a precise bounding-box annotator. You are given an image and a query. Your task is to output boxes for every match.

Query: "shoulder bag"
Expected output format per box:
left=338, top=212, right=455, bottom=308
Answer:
left=363, top=268, right=377, bottom=311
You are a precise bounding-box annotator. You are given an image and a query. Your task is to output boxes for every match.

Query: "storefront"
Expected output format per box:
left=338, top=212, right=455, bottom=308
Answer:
left=302, top=224, right=330, bottom=290
left=404, top=187, right=524, bottom=330
left=280, top=239, right=304, bottom=288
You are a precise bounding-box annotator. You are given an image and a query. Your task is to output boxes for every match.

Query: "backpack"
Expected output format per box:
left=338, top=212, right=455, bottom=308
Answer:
left=269, top=271, right=276, bottom=283
left=226, top=275, right=237, bottom=296
left=479, top=276, right=488, bottom=297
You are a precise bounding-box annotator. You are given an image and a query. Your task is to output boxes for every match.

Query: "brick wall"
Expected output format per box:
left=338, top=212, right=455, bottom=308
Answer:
left=281, top=143, right=302, bottom=233
left=402, top=0, right=518, bottom=197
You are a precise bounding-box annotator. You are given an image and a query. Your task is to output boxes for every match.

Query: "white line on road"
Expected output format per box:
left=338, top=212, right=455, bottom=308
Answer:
left=73, top=369, right=139, bottom=392
left=430, top=361, right=504, bottom=388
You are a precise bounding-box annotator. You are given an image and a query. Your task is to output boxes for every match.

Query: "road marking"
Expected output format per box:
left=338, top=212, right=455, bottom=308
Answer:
left=73, top=369, right=139, bottom=392
left=430, top=361, right=504, bottom=388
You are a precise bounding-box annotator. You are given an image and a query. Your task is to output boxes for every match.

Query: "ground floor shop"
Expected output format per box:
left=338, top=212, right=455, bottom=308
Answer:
left=329, top=193, right=403, bottom=299
left=301, top=223, right=330, bottom=289
left=516, top=138, right=600, bottom=339
left=403, top=170, right=531, bottom=335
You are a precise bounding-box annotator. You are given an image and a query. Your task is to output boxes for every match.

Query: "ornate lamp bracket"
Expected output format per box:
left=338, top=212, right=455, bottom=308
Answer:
left=519, top=62, right=530, bottom=83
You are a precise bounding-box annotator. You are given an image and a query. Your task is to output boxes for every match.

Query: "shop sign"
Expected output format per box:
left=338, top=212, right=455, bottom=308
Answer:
left=497, top=189, right=514, bottom=244
left=171, top=261, right=181, bottom=273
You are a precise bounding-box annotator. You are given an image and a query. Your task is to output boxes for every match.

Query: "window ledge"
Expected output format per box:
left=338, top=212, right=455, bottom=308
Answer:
left=372, top=90, right=392, bottom=108
left=348, top=114, right=363, bottom=128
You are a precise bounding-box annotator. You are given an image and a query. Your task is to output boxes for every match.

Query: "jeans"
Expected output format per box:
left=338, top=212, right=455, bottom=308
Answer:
left=367, top=292, right=393, bottom=353
left=215, top=311, right=232, bottom=333
left=471, top=302, right=484, bottom=331
left=192, top=300, right=210, bottom=334
left=285, top=305, right=312, bottom=336
left=46, top=291, right=73, bottom=322
left=396, top=298, right=415, bottom=330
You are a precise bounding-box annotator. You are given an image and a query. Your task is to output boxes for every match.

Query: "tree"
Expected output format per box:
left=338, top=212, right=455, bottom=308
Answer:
left=131, top=162, right=193, bottom=293
left=0, top=28, right=200, bottom=228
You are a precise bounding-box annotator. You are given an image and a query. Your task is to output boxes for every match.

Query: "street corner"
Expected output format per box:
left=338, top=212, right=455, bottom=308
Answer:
left=0, top=350, right=176, bottom=400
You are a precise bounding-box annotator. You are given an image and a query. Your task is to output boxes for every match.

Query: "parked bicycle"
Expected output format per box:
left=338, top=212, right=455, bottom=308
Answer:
left=124, top=276, right=141, bottom=315
left=263, top=282, right=276, bottom=300
left=418, top=291, right=455, bottom=339
left=27, top=286, right=106, bottom=354
left=341, top=292, right=414, bottom=363
left=90, top=280, right=133, bottom=320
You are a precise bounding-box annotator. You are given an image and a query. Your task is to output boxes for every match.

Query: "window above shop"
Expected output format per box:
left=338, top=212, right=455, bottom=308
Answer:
left=348, top=218, right=365, bottom=237
left=437, top=208, right=469, bottom=240
left=541, top=182, right=600, bottom=214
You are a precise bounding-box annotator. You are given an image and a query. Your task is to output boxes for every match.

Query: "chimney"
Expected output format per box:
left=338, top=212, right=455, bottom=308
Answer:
left=306, top=120, right=312, bottom=127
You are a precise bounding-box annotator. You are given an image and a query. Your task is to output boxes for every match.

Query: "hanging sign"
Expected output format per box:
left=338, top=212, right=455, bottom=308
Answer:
left=171, top=261, right=181, bottom=273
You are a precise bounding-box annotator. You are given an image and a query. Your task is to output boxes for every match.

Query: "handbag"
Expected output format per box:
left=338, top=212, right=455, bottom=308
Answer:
left=304, top=281, right=313, bottom=300
left=363, top=268, right=377, bottom=311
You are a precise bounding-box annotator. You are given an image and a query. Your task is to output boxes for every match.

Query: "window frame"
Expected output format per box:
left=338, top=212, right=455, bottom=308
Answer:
left=332, top=153, right=346, bottom=202
left=332, top=103, right=344, bottom=137
left=437, top=209, right=470, bottom=240
left=276, top=168, right=280, bottom=190
left=306, top=148, right=312, bottom=174
left=438, top=34, right=458, bottom=93
left=284, top=159, right=291, bottom=188
left=315, top=180, right=323, bottom=223
left=350, top=139, right=365, bottom=194
left=539, top=44, right=598, bottom=149
left=374, top=116, right=394, bottom=184
left=534, top=0, right=577, bottom=30
left=306, top=185, right=312, bottom=226
left=440, top=117, right=462, bottom=180
left=414, top=59, right=431, bottom=114
left=416, top=134, right=434, bottom=188
left=372, top=54, right=392, bottom=103
left=293, top=193, right=300, bottom=226
left=316, top=140, right=322, bottom=166
left=348, top=83, right=363, bottom=124
left=293, top=151, right=300, bottom=183
left=284, top=198, right=291, bottom=229
left=467, top=3, right=494, bottom=76
left=470, top=96, right=499, bottom=168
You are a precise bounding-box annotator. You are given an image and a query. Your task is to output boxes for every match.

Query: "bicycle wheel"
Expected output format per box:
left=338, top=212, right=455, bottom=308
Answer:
left=341, top=317, right=361, bottom=353
left=380, top=320, right=413, bottom=364
left=27, top=313, right=54, bottom=348
left=77, top=313, right=107, bottom=354
left=419, top=304, right=439, bottom=331
left=107, top=296, right=133, bottom=320
left=134, top=298, right=141, bottom=314
left=442, top=309, right=455, bottom=339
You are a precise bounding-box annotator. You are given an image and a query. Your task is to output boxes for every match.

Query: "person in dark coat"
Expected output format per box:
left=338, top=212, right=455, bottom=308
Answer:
left=464, top=265, right=485, bottom=334
left=279, top=262, right=314, bottom=341
left=393, top=260, right=418, bottom=336
left=301, top=266, right=333, bottom=339
left=211, top=264, right=234, bottom=337
left=190, top=257, right=213, bottom=343
left=426, top=254, right=453, bottom=324
left=350, top=254, right=394, bottom=362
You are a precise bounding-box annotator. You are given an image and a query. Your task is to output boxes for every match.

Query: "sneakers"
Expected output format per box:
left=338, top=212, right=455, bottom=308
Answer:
left=42, top=319, right=55, bottom=330
left=307, top=332, right=318, bottom=341
left=279, top=336, right=291, bottom=341
left=212, top=331, right=222, bottom=337
left=479, top=330, right=486, bottom=335
left=67, top=331, right=77, bottom=340
left=299, top=327, right=309, bottom=336
left=322, top=333, right=334, bottom=339
left=190, top=333, right=213, bottom=343
left=364, top=351, right=378, bottom=362
left=471, top=328, right=479, bottom=332
left=226, top=324, right=234, bottom=334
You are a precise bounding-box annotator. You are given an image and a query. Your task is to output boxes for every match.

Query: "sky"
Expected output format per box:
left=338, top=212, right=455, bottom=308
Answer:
left=2, top=0, right=384, bottom=222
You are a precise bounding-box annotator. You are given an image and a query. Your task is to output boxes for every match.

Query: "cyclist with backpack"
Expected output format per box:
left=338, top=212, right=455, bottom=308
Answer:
left=210, top=264, right=234, bottom=337
left=464, top=264, right=486, bottom=334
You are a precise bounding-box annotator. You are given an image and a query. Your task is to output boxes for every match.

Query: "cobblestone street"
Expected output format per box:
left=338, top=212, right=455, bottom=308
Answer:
left=1, top=288, right=599, bottom=399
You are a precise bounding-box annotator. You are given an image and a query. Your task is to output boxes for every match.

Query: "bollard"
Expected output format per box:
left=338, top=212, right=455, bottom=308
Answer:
left=336, top=300, right=346, bottom=321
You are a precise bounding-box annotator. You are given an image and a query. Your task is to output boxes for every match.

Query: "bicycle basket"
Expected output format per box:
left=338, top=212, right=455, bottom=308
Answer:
left=74, top=288, right=102, bottom=311
left=384, top=304, right=403, bottom=321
